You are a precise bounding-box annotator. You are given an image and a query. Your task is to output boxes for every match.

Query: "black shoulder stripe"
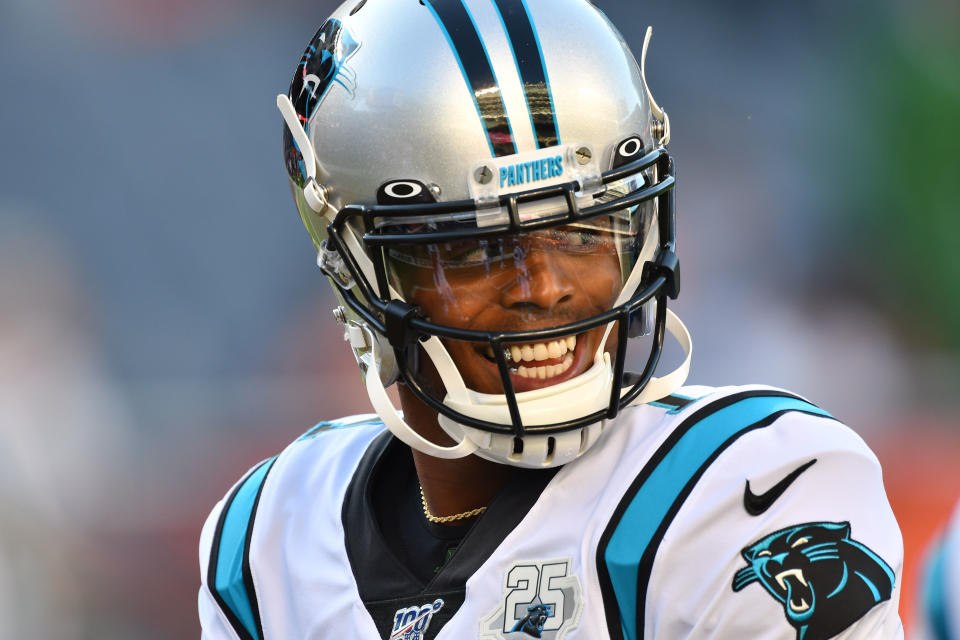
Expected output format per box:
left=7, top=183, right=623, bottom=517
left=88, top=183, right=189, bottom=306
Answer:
left=596, top=390, right=834, bottom=640
left=491, top=0, right=560, bottom=148
left=207, top=457, right=278, bottom=640
left=653, top=394, right=695, bottom=412
left=424, top=0, right=518, bottom=157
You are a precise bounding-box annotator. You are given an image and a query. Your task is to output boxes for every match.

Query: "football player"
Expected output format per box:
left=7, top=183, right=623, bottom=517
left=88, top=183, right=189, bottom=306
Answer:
left=199, top=1, right=904, bottom=638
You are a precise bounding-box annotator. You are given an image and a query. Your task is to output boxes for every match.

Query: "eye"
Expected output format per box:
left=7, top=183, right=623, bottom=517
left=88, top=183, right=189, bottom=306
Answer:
left=442, top=239, right=513, bottom=267
left=790, top=537, right=810, bottom=548
left=757, top=550, right=772, bottom=557
left=555, top=227, right=592, bottom=247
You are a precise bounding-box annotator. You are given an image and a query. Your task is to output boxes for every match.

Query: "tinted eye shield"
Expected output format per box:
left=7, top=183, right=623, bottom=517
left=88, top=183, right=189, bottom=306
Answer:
left=325, top=148, right=679, bottom=436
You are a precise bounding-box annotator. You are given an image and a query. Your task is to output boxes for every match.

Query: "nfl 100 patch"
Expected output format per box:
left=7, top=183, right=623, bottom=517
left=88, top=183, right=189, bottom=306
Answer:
left=479, top=558, right=583, bottom=639
left=388, top=598, right=445, bottom=640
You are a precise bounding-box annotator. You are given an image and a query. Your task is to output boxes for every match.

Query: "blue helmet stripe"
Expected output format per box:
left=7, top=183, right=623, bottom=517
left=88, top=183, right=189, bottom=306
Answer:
left=490, top=0, right=561, bottom=148
left=423, top=0, right=518, bottom=158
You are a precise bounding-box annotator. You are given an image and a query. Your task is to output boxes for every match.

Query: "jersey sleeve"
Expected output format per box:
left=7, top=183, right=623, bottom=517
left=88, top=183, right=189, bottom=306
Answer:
left=199, top=496, right=241, bottom=639
left=198, top=459, right=276, bottom=640
left=642, top=398, right=903, bottom=639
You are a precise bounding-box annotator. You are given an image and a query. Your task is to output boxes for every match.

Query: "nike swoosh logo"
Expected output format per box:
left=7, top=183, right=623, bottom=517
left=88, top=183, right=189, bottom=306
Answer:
left=743, top=459, right=817, bottom=516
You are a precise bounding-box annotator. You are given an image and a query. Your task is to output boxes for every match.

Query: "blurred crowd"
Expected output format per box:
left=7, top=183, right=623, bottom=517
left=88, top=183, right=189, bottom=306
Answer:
left=0, top=0, right=957, bottom=636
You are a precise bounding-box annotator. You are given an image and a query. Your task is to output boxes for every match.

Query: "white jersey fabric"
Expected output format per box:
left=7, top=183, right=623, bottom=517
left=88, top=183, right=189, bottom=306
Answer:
left=199, top=385, right=903, bottom=639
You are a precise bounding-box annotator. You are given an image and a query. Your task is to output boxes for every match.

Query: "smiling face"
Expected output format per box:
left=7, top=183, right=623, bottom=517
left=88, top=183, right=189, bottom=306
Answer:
left=388, top=217, right=635, bottom=396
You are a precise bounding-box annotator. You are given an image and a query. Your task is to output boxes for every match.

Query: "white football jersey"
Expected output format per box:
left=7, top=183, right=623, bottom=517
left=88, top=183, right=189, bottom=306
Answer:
left=198, top=385, right=903, bottom=639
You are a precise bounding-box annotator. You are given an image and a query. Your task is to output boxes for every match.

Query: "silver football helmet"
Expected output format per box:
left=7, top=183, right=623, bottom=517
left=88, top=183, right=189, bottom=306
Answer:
left=278, top=0, right=691, bottom=467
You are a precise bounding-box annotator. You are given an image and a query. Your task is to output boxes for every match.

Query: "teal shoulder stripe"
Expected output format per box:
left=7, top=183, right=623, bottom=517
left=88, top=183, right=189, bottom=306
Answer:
left=209, top=457, right=277, bottom=640
left=297, top=416, right=384, bottom=442
left=598, top=392, right=832, bottom=640
left=922, top=535, right=953, bottom=640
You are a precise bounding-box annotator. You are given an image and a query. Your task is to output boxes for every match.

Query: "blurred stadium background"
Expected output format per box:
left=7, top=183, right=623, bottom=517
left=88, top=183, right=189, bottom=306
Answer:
left=0, top=0, right=957, bottom=636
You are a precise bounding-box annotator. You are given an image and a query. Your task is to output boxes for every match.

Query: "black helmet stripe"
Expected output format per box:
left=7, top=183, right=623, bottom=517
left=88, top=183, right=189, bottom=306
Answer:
left=423, top=0, right=519, bottom=158
left=491, top=0, right=560, bottom=148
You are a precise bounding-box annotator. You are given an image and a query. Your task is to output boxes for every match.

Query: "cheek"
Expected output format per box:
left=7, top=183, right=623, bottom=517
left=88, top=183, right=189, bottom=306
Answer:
left=440, top=339, right=504, bottom=394
left=578, top=255, right=623, bottom=305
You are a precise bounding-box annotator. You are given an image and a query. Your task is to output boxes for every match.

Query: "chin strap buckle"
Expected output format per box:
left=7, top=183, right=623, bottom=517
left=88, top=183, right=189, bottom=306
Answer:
left=642, top=249, right=680, bottom=299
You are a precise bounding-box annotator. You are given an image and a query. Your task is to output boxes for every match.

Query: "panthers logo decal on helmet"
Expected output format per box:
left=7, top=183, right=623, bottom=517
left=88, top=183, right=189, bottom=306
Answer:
left=290, top=18, right=360, bottom=122
left=283, top=18, right=361, bottom=184
left=732, top=521, right=895, bottom=640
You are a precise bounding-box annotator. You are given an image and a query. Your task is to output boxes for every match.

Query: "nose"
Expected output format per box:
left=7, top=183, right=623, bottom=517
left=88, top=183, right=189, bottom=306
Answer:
left=499, top=249, right=575, bottom=311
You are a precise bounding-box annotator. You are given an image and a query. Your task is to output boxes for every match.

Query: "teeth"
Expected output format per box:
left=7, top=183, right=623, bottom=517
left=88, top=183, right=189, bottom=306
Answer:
left=517, top=353, right=574, bottom=379
left=507, top=336, right=579, bottom=364
left=775, top=569, right=807, bottom=590
left=548, top=341, right=562, bottom=358
left=789, top=598, right=810, bottom=613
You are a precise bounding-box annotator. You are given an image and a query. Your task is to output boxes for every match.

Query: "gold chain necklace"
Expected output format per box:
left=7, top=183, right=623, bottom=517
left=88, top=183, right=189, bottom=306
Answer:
left=419, top=485, right=486, bottom=524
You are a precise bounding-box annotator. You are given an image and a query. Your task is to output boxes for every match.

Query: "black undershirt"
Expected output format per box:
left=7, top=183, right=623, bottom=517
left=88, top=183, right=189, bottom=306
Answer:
left=369, top=438, right=474, bottom=583
left=342, top=428, right=562, bottom=635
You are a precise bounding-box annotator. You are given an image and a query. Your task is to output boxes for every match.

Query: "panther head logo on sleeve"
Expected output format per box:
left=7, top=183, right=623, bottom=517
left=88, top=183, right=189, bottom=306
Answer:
left=732, top=521, right=895, bottom=640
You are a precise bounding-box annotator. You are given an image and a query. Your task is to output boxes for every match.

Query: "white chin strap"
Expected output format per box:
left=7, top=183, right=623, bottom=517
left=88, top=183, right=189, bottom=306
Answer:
left=355, top=323, right=479, bottom=459
left=436, top=308, right=690, bottom=467
left=351, top=306, right=691, bottom=468
left=277, top=93, right=330, bottom=214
